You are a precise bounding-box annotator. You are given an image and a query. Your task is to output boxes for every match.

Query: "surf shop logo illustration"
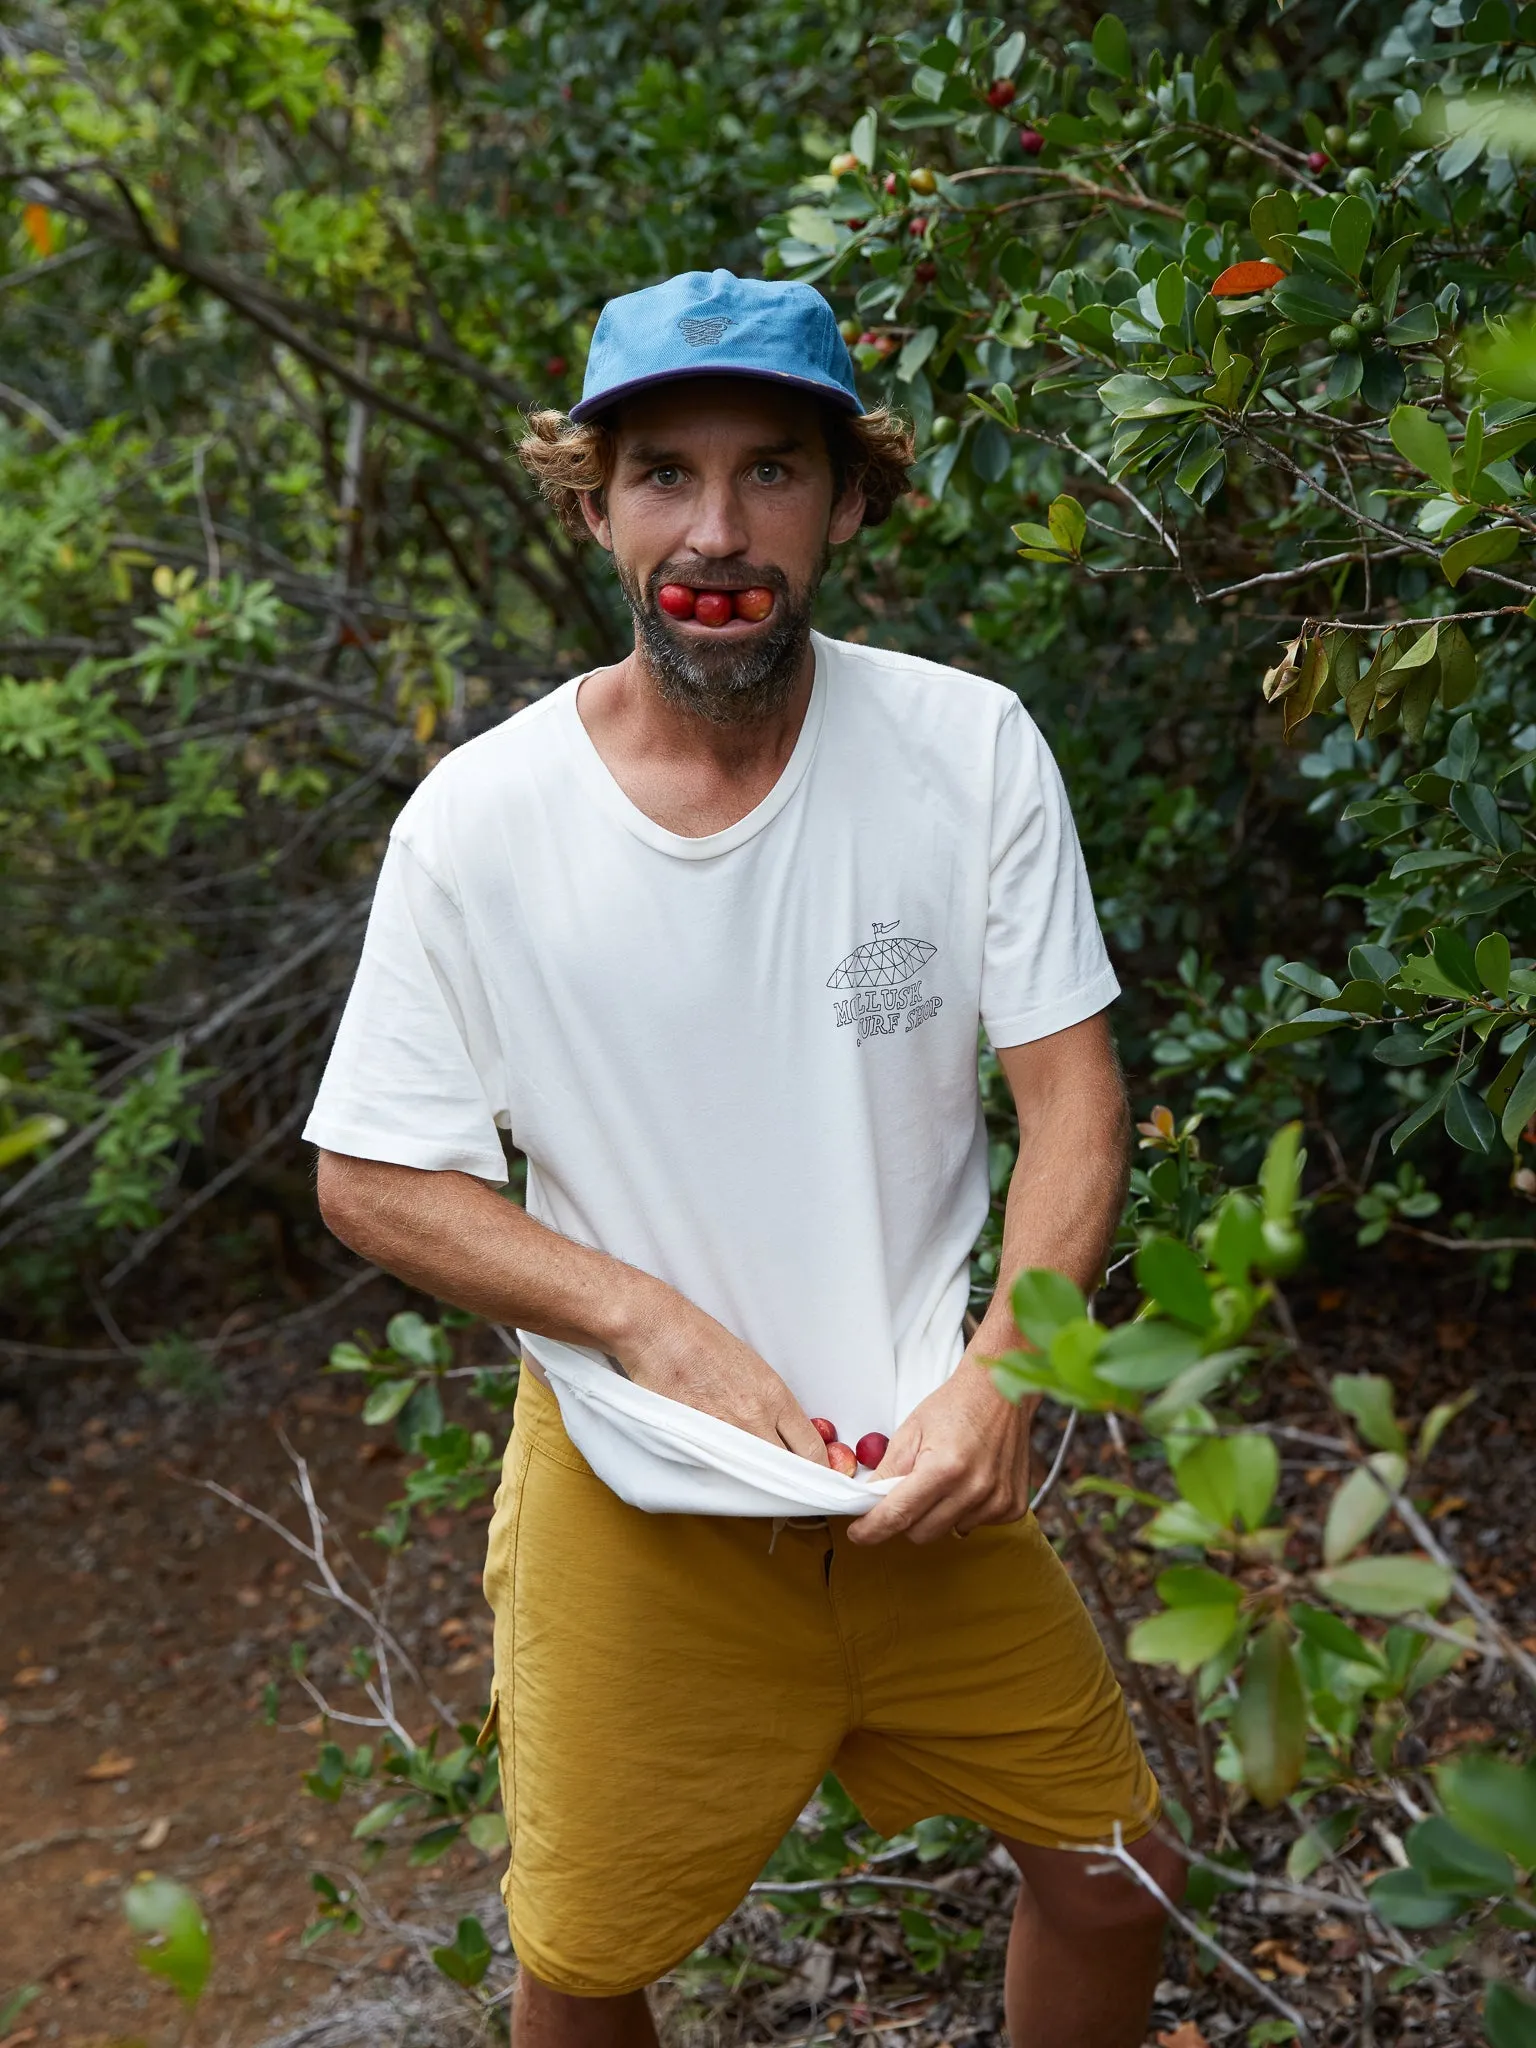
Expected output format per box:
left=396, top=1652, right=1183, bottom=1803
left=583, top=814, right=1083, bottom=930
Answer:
left=826, top=922, right=942, bottom=1045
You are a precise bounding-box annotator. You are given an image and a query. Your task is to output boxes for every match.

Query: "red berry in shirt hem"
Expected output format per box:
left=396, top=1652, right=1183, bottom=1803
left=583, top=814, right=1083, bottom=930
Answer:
left=855, top=1432, right=889, bottom=1470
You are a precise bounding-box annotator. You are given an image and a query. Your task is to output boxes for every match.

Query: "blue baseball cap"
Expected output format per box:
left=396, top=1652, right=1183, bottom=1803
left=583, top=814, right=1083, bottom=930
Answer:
left=569, top=270, right=862, bottom=424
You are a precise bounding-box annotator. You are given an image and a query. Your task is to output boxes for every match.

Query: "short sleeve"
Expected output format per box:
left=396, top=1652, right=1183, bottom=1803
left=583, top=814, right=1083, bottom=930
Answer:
left=980, top=701, right=1119, bottom=1048
left=303, top=836, right=509, bottom=1180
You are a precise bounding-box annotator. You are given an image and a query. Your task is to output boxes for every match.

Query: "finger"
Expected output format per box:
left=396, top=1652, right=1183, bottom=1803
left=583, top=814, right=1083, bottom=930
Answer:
left=847, top=1465, right=952, bottom=1545
left=873, top=1425, right=920, bottom=1480
left=778, top=1408, right=831, bottom=1464
left=905, top=1482, right=994, bottom=1545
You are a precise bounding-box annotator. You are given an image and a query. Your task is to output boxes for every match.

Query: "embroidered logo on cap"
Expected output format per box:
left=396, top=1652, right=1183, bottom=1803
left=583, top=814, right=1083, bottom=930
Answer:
left=678, top=315, right=733, bottom=346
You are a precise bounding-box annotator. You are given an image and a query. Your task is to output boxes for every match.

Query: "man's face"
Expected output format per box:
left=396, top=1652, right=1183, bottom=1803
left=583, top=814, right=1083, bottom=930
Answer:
left=581, top=378, right=866, bottom=723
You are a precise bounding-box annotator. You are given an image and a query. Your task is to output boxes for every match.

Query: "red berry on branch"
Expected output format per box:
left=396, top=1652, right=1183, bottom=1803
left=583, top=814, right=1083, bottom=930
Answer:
left=693, top=591, right=734, bottom=628
left=544, top=354, right=568, bottom=377
left=1018, top=127, right=1045, bottom=155
left=734, top=587, right=775, bottom=623
left=883, top=172, right=899, bottom=195
left=810, top=1416, right=838, bottom=1444
left=855, top=1432, right=889, bottom=1470
left=847, top=218, right=866, bottom=230
left=915, top=260, right=937, bottom=283
left=909, top=217, right=928, bottom=237
left=1307, top=150, right=1328, bottom=172
left=656, top=584, right=696, bottom=619
left=827, top=1442, right=858, bottom=1477
left=986, top=80, right=1017, bottom=109
left=858, top=328, right=880, bottom=345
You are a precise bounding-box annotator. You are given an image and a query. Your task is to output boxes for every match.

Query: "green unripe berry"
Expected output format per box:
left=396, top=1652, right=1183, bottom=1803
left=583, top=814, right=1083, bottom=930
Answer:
left=1351, top=303, right=1385, bottom=336
left=1122, top=106, right=1154, bottom=140
left=1347, top=128, right=1372, bottom=158
left=1344, top=164, right=1373, bottom=193
left=929, top=414, right=958, bottom=444
left=838, top=317, right=860, bottom=343
left=1329, top=323, right=1361, bottom=352
left=1323, top=123, right=1348, bottom=154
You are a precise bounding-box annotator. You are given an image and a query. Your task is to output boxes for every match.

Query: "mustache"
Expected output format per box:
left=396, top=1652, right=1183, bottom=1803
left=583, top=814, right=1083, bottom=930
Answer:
left=646, top=562, right=790, bottom=600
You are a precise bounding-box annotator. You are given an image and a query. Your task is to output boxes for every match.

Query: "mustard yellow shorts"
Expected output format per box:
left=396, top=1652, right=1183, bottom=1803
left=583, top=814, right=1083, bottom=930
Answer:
left=480, top=1372, right=1156, bottom=1997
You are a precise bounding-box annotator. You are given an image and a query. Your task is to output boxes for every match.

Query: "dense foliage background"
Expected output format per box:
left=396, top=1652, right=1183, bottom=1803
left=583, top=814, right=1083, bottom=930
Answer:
left=5, top=1, right=1536, bottom=2042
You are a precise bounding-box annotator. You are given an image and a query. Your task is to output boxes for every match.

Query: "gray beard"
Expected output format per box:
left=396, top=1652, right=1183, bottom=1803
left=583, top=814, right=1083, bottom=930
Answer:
left=617, top=562, right=822, bottom=726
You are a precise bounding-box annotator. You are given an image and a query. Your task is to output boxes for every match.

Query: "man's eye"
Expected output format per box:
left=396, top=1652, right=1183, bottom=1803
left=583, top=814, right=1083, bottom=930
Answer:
left=651, top=466, right=682, bottom=486
left=752, top=461, right=784, bottom=484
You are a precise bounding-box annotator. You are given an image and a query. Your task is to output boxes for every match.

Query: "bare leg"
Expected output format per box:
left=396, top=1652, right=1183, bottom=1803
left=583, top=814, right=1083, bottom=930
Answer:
left=514, top=1970, right=659, bottom=2048
left=999, top=1829, right=1186, bottom=2048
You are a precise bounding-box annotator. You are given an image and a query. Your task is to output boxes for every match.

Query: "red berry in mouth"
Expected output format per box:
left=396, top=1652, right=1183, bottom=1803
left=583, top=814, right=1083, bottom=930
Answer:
left=810, top=1416, right=838, bottom=1444
left=987, top=80, right=1017, bottom=110
left=1018, top=127, right=1045, bottom=155
left=734, top=587, right=774, bottom=622
left=657, top=583, right=696, bottom=619
left=693, top=590, right=734, bottom=628
left=827, top=1441, right=858, bottom=1477
left=855, top=1432, right=889, bottom=1470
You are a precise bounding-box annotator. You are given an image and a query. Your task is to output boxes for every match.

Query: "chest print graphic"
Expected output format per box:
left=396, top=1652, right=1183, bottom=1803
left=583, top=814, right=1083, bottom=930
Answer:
left=826, top=921, right=942, bottom=1045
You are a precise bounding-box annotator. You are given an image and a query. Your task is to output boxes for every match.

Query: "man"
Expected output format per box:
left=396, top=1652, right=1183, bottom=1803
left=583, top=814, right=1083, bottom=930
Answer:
left=306, top=269, right=1183, bottom=2048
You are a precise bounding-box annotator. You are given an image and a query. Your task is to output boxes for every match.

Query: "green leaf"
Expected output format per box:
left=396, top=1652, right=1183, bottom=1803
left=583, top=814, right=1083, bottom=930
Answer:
left=1312, top=1554, right=1452, bottom=1616
left=850, top=109, right=877, bottom=169
left=1091, top=12, right=1132, bottom=78
left=1323, top=1452, right=1407, bottom=1564
left=1134, top=1236, right=1213, bottom=1328
left=1010, top=1268, right=1087, bottom=1349
left=1438, top=1753, right=1536, bottom=1870
left=123, top=1878, right=212, bottom=2006
left=1127, top=1601, right=1241, bottom=1674
left=466, top=1809, right=509, bottom=1853
left=1406, top=1816, right=1515, bottom=1897
left=1501, top=1059, right=1536, bottom=1149
left=1291, top=1601, right=1385, bottom=1669
left=1231, top=1617, right=1305, bottom=1807
left=0, top=1988, right=41, bottom=2038
left=432, top=1914, right=493, bottom=1987
left=1250, top=1006, right=1349, bottom=1051
left=1250, top=190, right=1298, bottom=265
left=1444, top=1080, right=1496, bottom=1154
left=897, top=325, right=938, bottom=383
left=1440, top=621, right=1479, bottom=707
left=1441, top=524, right=1520, bottom=586
left=1368, top=1864, right=1463, bottom=1928
left=1271, top=271, right=1353, bottom=327
left=386, top=1311, right=448, bottom=1367
left=1486, top=1982, right=1536, bottom=2048
left=1173, top=1432, right=1278, bottom=1531
left=1156, top=1563, right=1241, bottom=1608
left=1095, top=1319, right=1203, bottom=1391
left=1046, top=494, right=1087, bottom=556
left=1329, top=194, right=1372, bottom=278
left=1331, top=1372, right=1406, bottom=1452
left=1391, top=405, right=1457, bottom=491
left=0, top=1113, right=66, bottom=1169
left=362, top=1376, right=419, bottom=1425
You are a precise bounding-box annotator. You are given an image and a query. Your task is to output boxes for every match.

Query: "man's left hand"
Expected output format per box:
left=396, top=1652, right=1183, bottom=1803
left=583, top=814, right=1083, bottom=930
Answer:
left=845, top=1352, right=1037, bottom=1546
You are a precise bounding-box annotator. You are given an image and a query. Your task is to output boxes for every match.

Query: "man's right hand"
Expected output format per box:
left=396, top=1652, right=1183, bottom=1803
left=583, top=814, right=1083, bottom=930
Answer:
left=616, top=1286, right=830, bottom=1464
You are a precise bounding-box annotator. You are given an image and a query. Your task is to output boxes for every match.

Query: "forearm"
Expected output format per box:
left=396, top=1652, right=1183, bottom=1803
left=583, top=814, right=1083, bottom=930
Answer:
left=972, top=1026, right=1130, bottom=1356
left=315, top=1152, right=664, bottom=1356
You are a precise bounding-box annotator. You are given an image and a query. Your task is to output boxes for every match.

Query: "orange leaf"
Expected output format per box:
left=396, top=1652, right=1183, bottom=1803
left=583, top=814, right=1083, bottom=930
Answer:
left=81, top=1749, right=136, bottom=1780
left=22, top=203, right=54, bottom=258
left=1210, top=259, right=1285, bottom=297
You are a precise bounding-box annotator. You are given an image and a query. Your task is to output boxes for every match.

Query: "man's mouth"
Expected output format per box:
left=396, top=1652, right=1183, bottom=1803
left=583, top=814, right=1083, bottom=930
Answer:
left=656, top=583, right=777, bottom=628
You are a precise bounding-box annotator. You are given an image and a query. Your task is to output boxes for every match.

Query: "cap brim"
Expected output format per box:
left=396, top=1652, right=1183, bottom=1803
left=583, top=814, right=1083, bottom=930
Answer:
left=569, top=364, right=862, bottom=424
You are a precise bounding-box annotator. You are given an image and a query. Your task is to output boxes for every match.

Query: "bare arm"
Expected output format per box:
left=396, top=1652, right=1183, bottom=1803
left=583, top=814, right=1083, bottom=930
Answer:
left=847, top=1010, right=1129, bottom=1545
left=314, top=1152, right=830, bottom=1462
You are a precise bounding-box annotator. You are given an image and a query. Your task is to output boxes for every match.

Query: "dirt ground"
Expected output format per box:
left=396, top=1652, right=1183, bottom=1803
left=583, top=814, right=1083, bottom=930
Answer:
left=3, top=1241, right=1535, bottom=2048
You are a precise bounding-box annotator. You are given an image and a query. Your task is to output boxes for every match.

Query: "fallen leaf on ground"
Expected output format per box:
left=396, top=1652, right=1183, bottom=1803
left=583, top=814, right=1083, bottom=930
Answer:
left=139, top=1816, right=171, bottom=1850
left=45, top=1476, right=72, bottom=1496
left=14, top=1665, right=59, bottom=1687
left=235, top=1585, right=262, bottom=1608
left=81, top=1750, right=135, bottom=1780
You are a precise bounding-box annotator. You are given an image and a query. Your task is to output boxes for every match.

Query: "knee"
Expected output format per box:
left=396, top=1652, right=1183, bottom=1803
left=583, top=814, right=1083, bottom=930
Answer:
left=1011, top=1833, right=1184, bottom=1941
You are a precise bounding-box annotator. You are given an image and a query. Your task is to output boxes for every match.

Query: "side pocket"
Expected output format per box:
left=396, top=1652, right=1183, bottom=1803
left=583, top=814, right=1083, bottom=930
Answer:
left=474, top=1683, right=499, bottom=1753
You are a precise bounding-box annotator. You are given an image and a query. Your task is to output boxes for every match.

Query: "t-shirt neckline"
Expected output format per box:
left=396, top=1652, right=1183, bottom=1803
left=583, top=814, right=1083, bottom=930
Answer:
left=559, top=633, right=828, bottom=861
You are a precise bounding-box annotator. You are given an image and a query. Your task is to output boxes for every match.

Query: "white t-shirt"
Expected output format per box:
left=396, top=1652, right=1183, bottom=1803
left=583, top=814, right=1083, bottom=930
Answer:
left=304, top=632, right=1117, bottom=1489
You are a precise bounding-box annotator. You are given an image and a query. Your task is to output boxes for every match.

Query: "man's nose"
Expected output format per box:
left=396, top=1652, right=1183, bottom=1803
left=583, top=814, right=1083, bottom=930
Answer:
left=683, top=477, right=751, bottom=560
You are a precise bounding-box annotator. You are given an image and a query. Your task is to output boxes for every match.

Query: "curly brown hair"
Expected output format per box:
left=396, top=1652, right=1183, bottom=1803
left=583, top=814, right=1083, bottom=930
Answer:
left=518, top=399, right=914, bottom=542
